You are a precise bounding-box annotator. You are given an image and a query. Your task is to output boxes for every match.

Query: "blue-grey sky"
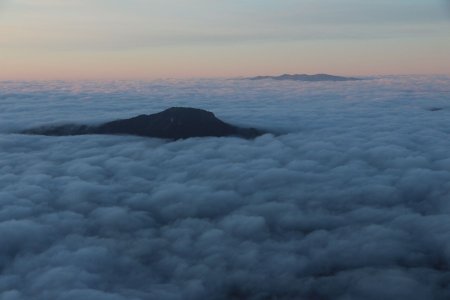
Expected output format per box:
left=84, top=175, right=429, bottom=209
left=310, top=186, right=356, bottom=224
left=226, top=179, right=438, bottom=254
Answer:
left=1, top=0, right=449, bottom=79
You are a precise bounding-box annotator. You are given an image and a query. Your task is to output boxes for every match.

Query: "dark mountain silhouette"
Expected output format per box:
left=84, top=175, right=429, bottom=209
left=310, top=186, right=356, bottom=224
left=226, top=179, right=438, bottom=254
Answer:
left=21, top=107, right=263, bottom=139
left=428, top=107, right=444, bottom=112
left=248, top=73, right=361, bottom=81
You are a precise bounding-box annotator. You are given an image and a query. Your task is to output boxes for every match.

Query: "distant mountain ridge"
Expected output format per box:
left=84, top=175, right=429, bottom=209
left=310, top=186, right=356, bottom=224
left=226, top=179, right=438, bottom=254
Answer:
left=248, top=74, right=361, bottom=81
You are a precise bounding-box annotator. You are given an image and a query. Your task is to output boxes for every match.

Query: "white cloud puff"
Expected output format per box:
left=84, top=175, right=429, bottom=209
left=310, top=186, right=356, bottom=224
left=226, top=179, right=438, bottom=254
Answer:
left=1, top=76, right=450, bottom=299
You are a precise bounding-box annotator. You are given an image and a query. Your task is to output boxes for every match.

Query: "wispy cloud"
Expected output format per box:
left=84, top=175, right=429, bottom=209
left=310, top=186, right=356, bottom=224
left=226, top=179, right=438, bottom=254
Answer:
left=1, top=0, right=449, bottom=50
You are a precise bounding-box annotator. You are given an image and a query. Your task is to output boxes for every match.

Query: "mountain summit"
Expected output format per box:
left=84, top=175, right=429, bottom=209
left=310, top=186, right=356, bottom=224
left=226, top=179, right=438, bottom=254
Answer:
left=21, top=107, right=263, bottom=139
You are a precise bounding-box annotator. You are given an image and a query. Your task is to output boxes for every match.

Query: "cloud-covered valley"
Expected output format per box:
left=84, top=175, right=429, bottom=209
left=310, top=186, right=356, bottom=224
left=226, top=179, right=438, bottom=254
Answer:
left=1, top=76, right=450, bottom=299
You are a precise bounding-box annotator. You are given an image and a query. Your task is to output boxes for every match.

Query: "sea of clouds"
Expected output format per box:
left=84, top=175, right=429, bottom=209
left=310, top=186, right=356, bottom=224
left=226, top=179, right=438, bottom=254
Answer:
left=1, top=76, right=450, bottom=299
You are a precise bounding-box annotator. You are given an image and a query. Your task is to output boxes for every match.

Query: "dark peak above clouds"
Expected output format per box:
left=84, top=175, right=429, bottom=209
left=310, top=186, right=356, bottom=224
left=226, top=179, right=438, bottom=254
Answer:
left=248, top=73, right=362, bottom=81
left=428, top=107, right=444, bottom=111
left=21, top=107, right=263, bottom=140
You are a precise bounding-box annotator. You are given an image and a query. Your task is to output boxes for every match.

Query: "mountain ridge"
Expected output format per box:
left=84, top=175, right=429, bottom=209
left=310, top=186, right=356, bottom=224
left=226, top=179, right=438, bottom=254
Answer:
left=247, top=73, right=362, bottom=81
left=21, top=107, right=263, bottom=140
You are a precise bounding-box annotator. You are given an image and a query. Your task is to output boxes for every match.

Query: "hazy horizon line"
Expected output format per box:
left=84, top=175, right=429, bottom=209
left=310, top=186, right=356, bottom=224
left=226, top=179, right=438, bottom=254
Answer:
left=2, top=72, right=450, bottom=82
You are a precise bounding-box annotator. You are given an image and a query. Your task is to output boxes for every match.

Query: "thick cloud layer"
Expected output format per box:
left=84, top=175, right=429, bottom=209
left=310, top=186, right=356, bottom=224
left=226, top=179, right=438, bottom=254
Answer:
left=1, top=76, right=450, bottom=299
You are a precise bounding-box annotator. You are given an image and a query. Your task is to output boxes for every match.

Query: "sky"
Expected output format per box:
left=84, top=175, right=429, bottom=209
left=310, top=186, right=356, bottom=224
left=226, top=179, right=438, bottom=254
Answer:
left=1, top=0, right=450, bottom=80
